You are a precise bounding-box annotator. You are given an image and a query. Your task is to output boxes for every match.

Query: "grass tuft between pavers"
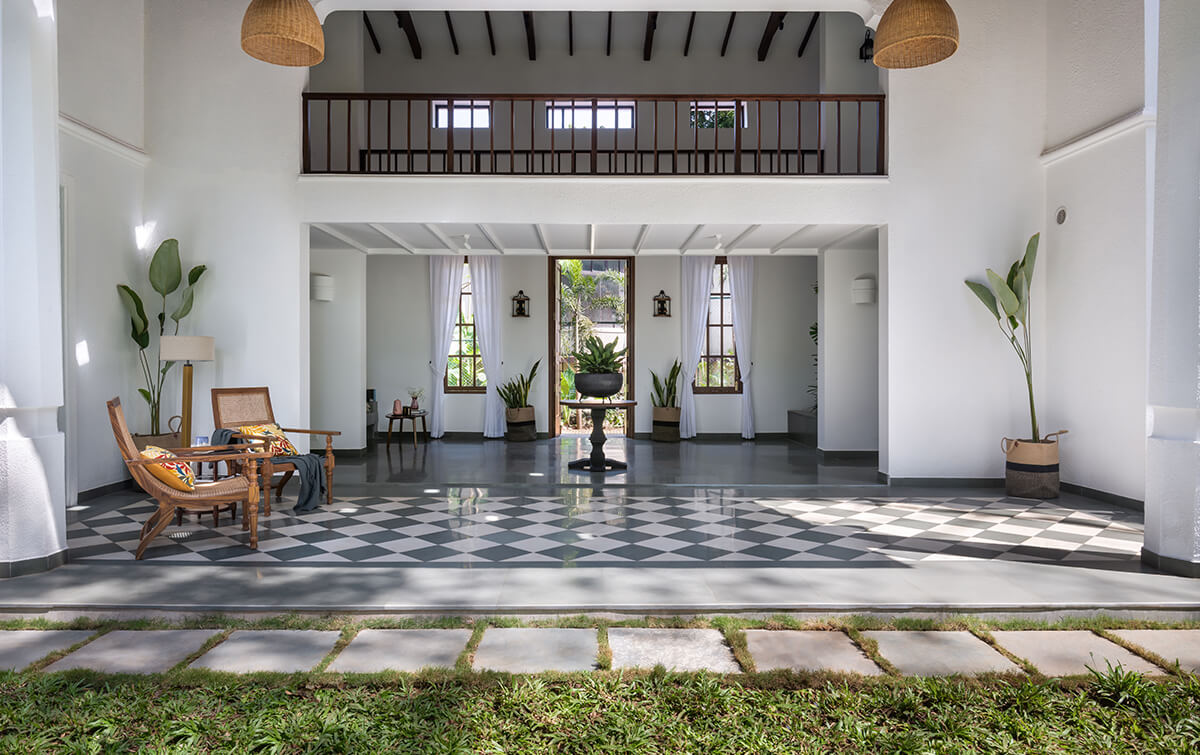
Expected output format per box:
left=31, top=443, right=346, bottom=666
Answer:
left=0, top=666, right=1197, bottom=753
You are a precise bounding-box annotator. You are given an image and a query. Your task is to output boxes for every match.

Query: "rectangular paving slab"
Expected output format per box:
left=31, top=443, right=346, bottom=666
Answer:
left=744, top=630, right=882, bottom=675
left=1110, top=630, right=1200, bottom=673
left=44, top=630, right=218, bottom=674
left=329, top=629, right=471, bottom=672
left=608, top=628, right=740, bottom=673
left=472, top=628, right=597, bottom=672
left=190, top=630, right=341, bottom=673
left=0, top=630, right=94, bottom=671
left=991, top=630, right=1161, bottom=676
left=863, top=630, right=1021, bottom=676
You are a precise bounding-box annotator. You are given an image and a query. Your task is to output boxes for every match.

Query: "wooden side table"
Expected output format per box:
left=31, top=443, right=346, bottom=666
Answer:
left=386, top=410, right=428, bottom=451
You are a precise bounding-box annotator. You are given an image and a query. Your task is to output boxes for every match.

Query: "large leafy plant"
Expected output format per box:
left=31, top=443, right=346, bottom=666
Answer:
left=650, top=359, right=682, bottom=408
left=571, top=336, right=626, bottom=374
left=964, top=233, right=1041, bottom=442
left=498, top=360, right=541, bottom=410
left=116, top=239, right=207, bottom=435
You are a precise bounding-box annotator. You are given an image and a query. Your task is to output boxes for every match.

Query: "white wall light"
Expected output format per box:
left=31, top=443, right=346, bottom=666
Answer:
left=310, top=273, right=334, bottom=301
left=74, top=340, right=90, bottom=367
left=852, top=276, right=877, bottom=305
left=134, top=222, right=156, bottom=250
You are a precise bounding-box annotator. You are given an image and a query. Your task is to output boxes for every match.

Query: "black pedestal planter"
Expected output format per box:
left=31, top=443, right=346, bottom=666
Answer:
left=574, top=372, right=623, bottom=398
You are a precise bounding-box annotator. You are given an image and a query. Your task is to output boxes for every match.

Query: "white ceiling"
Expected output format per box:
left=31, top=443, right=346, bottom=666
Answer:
left=309, top=222, right=879, bottom=256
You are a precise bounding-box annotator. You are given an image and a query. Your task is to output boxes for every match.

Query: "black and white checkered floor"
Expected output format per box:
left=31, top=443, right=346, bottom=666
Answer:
left=66, top=491, right=1146, bottom=569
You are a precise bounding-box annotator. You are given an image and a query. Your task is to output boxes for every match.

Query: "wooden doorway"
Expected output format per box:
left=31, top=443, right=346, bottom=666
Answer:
left=548, top=257, right=635, bottom=438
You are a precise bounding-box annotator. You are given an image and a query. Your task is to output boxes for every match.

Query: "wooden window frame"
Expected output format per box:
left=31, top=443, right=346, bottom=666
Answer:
left=693, top=256, right=742, bottom=395
left=445, top=258, right=486, bottom=394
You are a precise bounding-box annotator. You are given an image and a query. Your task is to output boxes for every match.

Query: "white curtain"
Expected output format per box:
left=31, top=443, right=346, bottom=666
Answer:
left=428, top=256, right=464, bottom=438
left=679, top=255, right=716, bottom=439
left=728, top=256, right=755, bottom=439
left=468, top=256, right=506, bottom=438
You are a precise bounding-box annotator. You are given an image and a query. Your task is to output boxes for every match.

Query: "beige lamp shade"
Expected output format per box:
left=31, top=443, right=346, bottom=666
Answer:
left=160, top=336, right=215, bottom=363
left=241, top=0, right=325, bottom=67
left=873, top=0, right=959, bottom=69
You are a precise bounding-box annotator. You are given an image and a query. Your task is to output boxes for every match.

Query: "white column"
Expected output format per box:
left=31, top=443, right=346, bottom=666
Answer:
left=0, top=0, right=68, bottom=576
left=1142, top=0, right=1200, bottom=577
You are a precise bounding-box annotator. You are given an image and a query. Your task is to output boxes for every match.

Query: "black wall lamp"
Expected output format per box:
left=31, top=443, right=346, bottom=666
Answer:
left=512, top=290, right=530, bottom=317
left=859, top=30, right=875, bottom=61
left=653, top=290, right=671, bottom=317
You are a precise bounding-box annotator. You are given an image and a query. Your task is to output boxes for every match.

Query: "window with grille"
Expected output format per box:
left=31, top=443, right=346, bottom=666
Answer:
left=693, top=257, right=741, bottom=394
left=546, top=101, right=635, bottom=129
left=690, top=102, right=749, bottom=129
left=433, top=102, right=491, bottom=129
left=446, top=261, right=486, bottom=393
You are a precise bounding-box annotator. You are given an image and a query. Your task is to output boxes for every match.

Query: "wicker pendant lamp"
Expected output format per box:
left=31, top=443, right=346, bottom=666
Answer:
left=241, top=0, right=325, bottom=67
left=873, top=0, right=959, bottom=69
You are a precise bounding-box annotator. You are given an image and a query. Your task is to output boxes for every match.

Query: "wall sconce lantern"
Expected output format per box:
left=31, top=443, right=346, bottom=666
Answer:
left=858, top=30, right=875, bottom=61
left=512, top=290, right=530, bottom=317
left=653, top=290, right=672, bottom=317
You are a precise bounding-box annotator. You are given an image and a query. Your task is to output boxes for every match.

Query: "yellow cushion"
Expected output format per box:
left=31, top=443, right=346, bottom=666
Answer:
left=238, top=423, right=299, bottom=457
left=139, top=445, right=196, bottom=492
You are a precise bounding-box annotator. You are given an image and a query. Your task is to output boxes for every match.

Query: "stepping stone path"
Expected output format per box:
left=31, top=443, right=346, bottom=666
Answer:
left=608, top=628, right=740, bottom=673
left=863, top=630, right=1021, bottom=676
left=45, top=630, right=218, bottom=674
left=0, top=630, right=93, bottom=671
left=745, top=629, right=882, bottom=675
left=473, top=628, right=597, bottom=672
left=10, top=627, right=1190, bottom=677
left=190, top=630, right=340, bottom=673
left=1111, top=629, right=1200, bottom=673
left=990, top=630, right=1159, bottom=676
left=330, top=629, right=470, bottom=672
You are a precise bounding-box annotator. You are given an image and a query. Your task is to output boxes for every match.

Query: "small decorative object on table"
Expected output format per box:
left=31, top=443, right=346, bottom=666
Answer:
left=407, top=386, right=424, bottom=412
left=393, top=398, right=404, bottom=415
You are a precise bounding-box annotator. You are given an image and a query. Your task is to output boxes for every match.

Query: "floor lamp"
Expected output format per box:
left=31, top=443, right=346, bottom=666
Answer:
left=160, top=336, right=214, bottom=448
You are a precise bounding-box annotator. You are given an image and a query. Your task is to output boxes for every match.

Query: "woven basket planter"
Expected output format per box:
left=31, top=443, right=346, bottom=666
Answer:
left=505, top=407, right=537, bottom=442
left=1003, top=438, right=1060, bottom=499
left=651, top=407, right=681, bottom=443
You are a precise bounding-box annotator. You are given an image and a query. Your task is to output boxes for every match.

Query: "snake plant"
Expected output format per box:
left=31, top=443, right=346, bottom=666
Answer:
left=650, top=359, right=682, bottom=408
left=571, top=336, right=626, bottom=374
left=498, top=360, right=541, bottom=410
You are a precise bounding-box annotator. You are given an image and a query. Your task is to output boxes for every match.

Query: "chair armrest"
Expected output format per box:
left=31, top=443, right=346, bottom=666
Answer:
left=279, top=428, right=342, bottom=436
left=125, top=450, right=273, bottom=465
left=163, top=444, right=254, bottom=454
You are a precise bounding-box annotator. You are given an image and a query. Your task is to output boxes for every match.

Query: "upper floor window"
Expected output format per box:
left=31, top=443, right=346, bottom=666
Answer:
left=434, top=102, right=491, bottom=129
left=546, top=100, right=635, bottom=129
left=690, top=102, right=749, bottom=129
left=694, top=257, right=741, bottom=394
left=447, top=261, right=486, bottom=393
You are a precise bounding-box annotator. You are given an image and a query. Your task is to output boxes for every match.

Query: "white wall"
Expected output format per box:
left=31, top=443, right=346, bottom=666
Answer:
left=57, top=0, right=145, bottom=148
left=310, top=249, right=366, bottom=449
left=818, top=243, right=878, bottom=452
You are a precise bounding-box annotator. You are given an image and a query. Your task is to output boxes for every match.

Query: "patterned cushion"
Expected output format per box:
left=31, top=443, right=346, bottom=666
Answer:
left=139, top=445, right=196, bottom=492
left=238, top=423, right=299, bottom=457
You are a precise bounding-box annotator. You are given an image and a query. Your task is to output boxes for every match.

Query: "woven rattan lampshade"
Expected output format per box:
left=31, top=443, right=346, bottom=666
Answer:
left=873, top=0, right=959, bottom=69
left=241, top=0, right=325, bottom=67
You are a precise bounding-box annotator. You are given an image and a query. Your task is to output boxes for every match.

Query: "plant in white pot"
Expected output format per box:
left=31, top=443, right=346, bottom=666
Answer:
left=650, top=359, right=682, bottom=442
left=964, top=232, right=1067, bottom=498
left=571, top=336, right=626, bottom=399
left=499, top=360, right=540, bottom=442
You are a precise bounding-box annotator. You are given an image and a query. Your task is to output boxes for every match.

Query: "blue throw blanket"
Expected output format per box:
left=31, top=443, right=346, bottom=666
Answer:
left=212, top=428, right=327, bottom=513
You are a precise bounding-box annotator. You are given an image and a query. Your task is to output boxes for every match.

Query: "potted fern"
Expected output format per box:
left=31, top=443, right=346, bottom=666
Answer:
left=964, top=233, right=1067, bottom=498
left=498, top=360, right=540, bottom=442
left=650, top=359, right=682, bottom=442
left=571, top=336, right=626, bottom=398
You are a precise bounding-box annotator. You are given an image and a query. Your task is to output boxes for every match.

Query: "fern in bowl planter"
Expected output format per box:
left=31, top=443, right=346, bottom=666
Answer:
left=964, top=232, right=1067, bottom=499
left=498, top=360, right=540, bottom=441
left=650, top=359, right=682, bottom=442
left=571, top=336, right=627, bottom=398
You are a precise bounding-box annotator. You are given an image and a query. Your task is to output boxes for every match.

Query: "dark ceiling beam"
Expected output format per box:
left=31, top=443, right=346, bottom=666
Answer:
left=394, top=11, right=422, bottom=59
left=568, top=11, right=574, bottom=56
left=523, top=11, right=536, bottom=61
left=720, top=13, right=736, bottom=57
left=798, top=12, right=819, bottom=58
left=444, top=12, right=460, bottom=55
left=362, top=12, right=381, bottom=55
left=606, top=12, right=613, bottom=56
left=757, top=12, right=786, bottom=61
left=643, top=12, right=658, bottom=61
left=683, top=12, right=696, bottom=56
left=483, top=11, right=496, bottom=55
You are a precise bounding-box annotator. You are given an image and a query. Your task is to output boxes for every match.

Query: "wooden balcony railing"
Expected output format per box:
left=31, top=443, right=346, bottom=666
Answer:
left=302, top=93, right=885, bottom=177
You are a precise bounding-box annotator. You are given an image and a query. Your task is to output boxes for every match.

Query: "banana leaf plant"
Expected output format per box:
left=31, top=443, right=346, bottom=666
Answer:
left=650, top=359, right=682, bottom=408
left=116, top=239, right=207, bottom=435
left=964, top=233, right=1041, bottom=442
left=498, top=360, right=541, bottom=410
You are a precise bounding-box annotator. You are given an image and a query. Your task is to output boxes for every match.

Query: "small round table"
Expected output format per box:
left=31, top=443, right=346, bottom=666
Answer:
left=386, top=410, right=428, bottom=451
left=560, top=400, right=636, bottom=473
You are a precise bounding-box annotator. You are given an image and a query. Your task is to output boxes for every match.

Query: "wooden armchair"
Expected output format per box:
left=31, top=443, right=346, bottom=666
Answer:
left=107, top=397, right=270, bottom=560
left=211, top=386, right=340, bottom=511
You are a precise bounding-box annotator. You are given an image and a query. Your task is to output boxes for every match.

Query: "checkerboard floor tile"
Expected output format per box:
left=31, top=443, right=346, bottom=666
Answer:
left=66, top=493, right=1145, bottom=568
